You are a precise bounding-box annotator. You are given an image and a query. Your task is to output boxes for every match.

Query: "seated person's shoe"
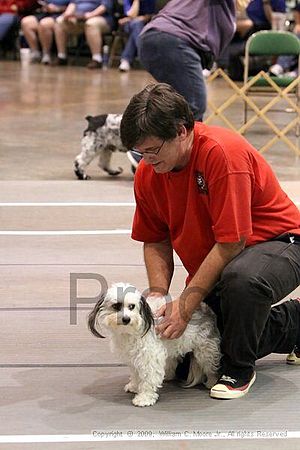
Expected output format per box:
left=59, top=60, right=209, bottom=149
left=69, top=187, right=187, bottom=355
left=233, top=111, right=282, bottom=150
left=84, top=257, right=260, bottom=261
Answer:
left=269, top=63, right=283, bottom=77
left=284, top=70, right=298, bottom=79
left=41, top=54, right=51, bottom=65
left=30, top=54, right=41, bottom=64
left=210, top=371, right=256, bottom=399
left=86, top=60, right=102, bottom=70
left=119, top=59, right=130, bottom=72
left=52, top=57, right=68, bottom=66
left=286, top=347, right=300, bottom=365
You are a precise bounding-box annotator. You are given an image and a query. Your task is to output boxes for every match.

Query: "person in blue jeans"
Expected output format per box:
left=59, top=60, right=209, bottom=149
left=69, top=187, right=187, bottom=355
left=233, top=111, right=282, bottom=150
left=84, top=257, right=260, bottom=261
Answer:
left=126, top=0, right=236, bottom=169
left=269, top=3, right=300, bottom=77
left=118, top=0, right=155, bottom=72
left=138, top=0, right=235, bottom=122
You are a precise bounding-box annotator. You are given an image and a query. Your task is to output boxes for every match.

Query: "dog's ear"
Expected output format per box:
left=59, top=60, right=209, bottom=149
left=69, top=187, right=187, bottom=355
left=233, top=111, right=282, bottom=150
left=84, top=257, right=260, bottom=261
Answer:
left=140, top=296, right=154, bottom=337
left=84, top=114, right=108, bottom=136
left=85, top=114, right=108, bottom=132
left=88, top=294, right=106, bottom=338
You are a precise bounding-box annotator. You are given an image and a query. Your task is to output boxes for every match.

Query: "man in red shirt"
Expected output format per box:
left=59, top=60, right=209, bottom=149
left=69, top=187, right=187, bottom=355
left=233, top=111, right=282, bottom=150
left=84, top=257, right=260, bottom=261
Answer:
left=120, top=83, right=300, bottom=400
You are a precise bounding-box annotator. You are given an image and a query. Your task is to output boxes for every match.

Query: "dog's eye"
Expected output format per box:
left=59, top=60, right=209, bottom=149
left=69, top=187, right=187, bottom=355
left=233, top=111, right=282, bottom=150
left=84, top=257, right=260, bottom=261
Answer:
left=112, top=302, right=122, bottom=311
left=128, top=304, right=135, bottom=311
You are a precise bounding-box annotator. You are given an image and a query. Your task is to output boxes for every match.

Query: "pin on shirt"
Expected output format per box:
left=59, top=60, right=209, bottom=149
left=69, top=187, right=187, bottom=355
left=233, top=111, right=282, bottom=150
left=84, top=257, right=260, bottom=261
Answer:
left=195, top=171, right=208, bottom=194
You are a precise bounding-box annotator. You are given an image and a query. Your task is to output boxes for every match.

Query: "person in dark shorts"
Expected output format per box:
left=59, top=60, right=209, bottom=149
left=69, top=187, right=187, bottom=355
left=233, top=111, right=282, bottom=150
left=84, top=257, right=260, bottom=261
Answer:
left=21, top=0, right=69, bottom=64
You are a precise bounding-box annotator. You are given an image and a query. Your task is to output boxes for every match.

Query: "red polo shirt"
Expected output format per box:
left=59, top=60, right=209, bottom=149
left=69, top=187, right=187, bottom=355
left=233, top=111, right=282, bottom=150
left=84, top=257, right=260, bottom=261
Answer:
left=132, top=122, right=300, bottom=279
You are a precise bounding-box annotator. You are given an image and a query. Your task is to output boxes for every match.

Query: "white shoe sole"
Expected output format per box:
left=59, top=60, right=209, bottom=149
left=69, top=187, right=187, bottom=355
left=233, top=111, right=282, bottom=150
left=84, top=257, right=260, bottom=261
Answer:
left=210, top=372, right=256, bottom=400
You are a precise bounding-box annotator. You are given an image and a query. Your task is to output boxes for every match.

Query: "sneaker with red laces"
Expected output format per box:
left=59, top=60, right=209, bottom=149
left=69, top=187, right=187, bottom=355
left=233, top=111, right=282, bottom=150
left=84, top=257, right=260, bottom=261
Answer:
left=287, top=346, right=300, bottom=365
left=210, top=371, right=256, bottom=399
left=286, top=298, right=300, bottom=364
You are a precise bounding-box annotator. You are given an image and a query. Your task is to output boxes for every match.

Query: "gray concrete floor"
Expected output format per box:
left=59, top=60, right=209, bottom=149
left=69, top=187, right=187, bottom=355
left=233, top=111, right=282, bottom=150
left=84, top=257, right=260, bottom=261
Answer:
left=0, top=61, right=300, bottom=449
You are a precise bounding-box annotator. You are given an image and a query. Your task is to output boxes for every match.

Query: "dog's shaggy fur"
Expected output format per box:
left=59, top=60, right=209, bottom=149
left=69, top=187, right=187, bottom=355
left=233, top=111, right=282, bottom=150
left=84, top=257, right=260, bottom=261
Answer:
left=88, top=283, right=221, bottom=407
left=74, top=114, right=128, bottom=180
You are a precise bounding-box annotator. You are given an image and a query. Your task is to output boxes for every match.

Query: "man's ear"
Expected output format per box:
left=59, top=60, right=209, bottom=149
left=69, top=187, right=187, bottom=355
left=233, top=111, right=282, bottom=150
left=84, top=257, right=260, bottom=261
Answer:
left=177, top=125, right=188, bottom=140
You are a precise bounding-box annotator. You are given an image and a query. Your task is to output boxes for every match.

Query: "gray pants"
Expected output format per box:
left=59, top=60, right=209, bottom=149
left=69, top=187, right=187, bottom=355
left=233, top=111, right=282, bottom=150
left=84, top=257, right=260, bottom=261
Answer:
left=205, top=238, right=300, bottom=378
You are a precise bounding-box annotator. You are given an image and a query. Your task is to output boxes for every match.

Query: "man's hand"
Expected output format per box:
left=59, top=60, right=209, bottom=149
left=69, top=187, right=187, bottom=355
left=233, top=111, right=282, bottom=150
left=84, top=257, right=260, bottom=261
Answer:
left=84, top=11, right=94, bottom=19
left=155, top=298, right=191, bottom=340
left=63, top=11, right=75, bottom=20
left=45, top=3, right=60, bottom=13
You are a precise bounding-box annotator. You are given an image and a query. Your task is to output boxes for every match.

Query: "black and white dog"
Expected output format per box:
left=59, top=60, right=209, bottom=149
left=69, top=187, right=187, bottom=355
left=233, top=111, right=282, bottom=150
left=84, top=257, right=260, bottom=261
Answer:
left=74, top=114, right=129, bottom=180
left=88, top=283, right=221, bottom=407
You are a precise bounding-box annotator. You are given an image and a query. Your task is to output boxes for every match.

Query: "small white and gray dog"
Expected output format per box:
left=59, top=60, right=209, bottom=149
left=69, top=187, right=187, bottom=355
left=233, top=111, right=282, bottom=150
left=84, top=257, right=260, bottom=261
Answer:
left=88, top=283, right=221, bottom=407
left=74, top=114, right=128, bottom=180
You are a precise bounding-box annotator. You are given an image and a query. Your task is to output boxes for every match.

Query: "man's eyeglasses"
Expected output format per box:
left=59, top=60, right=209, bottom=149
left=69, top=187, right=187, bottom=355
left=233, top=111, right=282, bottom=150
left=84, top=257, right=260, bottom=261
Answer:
left=131, top=140, right=165, bottom=158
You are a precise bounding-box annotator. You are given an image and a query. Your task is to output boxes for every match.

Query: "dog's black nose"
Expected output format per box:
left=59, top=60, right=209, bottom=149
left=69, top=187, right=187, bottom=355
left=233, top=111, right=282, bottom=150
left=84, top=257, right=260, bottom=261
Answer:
left=122, top=316, right=130, bottom=325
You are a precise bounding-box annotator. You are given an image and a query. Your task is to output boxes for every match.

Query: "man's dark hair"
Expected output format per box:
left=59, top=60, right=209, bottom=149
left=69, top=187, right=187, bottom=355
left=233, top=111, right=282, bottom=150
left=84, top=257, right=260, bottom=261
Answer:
left=120, top=83, right=194, bottom=149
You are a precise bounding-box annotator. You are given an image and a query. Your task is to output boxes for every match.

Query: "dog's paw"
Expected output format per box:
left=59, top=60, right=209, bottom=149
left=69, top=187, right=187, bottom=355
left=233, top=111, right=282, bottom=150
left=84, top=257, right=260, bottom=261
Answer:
left=124, top=381, right=138, bottom=393
left=75, top=171, right=91, bottom=180
left=104, top=167, right=123, bottom=176
left=74, top=161, right=91, bottom=180
left=164, top=374, right=176, bottom=382
left=164, top=365, right=176, bottom=382
left=132, top=392, right=159, bottom=407
left=203, top=374, right=218, bottom=389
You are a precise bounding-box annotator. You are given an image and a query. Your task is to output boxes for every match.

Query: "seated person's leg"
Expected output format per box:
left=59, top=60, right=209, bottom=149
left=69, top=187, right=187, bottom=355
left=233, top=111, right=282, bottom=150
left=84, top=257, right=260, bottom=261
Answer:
left=53, top=15, right=72, bottom=65
left=119, top=19, right=145, bottom=71
left=38, top=16, right=56, bottom=64
left=236, top=18, right=253, bottom=38
left=21, top=15, right=41, bottom=62
left=84, top=16, right=110, bottom=69
left=269, top=50, right=299, bottom=76
left=269, top=33, right=300, bottom=77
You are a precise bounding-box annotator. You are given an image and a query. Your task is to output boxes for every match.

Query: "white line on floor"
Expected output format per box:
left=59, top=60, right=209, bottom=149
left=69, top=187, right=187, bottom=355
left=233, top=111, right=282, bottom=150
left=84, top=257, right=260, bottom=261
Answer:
left=0, top=230, right=131, bottom=236
left=0, top=431, right=299, bottom=443
left=0, top=202, right=135, bottom=207
left=0, top=200, right=299, bottom=206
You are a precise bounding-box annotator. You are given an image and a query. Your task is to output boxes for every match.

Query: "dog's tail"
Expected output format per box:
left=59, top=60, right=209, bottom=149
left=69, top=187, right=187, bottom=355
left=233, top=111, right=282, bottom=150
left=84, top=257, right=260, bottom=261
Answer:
left=181, top=355, right=204, bottom=388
